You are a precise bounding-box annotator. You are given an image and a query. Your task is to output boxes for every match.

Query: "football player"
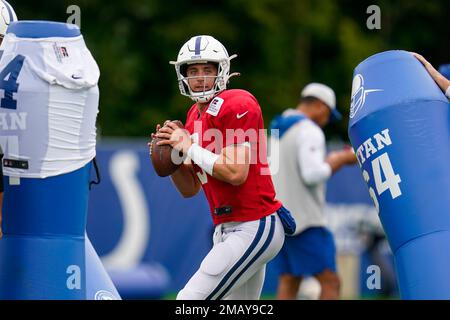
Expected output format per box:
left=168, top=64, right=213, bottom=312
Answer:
left=152, top=35, right=292, bottom=300
left=0, top=0, right=17, bottom=238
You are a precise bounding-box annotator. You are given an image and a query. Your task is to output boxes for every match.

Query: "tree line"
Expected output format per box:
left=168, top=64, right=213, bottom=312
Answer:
left=14, top=0, right=450, bottom=140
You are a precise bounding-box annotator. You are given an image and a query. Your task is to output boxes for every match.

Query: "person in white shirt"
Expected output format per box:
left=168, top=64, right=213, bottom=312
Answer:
left=270, top=83, right=357, bottom=300
left=413, top=53, right=450, bottom=99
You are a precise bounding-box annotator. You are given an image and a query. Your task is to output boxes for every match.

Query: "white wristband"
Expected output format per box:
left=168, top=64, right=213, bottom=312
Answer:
left=187, top=143, right=220, bottom=176
left=446, top=86, right=450, bottom=99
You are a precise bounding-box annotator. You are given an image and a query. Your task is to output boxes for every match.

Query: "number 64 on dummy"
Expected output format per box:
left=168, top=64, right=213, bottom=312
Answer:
left=354, top=128, right=403, bottom=213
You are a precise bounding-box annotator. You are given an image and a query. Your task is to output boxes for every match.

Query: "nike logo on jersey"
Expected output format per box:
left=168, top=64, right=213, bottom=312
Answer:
left=236, top=111, right=249, bottom=119
left=71, top=74, right=83, bottom=80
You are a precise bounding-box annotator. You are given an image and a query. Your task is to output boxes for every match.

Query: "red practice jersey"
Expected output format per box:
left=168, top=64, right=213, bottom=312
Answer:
left=184, top=89, right=282, bottom=225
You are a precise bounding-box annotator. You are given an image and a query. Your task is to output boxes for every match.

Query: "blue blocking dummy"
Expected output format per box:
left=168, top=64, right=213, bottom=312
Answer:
left=0, top=21, right=120, bottom=299
left=348, top=50, right=450, bottom=299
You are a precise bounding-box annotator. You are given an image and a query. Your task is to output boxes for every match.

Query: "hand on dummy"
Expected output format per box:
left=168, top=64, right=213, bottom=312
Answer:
left=412, top=52, right=450, bottom=93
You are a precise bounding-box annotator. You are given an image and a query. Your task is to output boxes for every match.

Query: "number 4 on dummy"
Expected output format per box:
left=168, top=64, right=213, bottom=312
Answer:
left=0, top=54, right=25, bottom=110
left=363, top=152, right=402, bottom=214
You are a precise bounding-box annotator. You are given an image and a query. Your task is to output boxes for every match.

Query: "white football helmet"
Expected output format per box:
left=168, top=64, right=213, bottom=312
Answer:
left=0, top=0, right=17, bottom=38
left=170, top=35, right=239, bottom=103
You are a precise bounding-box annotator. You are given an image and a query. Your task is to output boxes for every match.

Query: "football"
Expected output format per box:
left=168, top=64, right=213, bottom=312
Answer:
left=150, top=120, right=185, bottom=177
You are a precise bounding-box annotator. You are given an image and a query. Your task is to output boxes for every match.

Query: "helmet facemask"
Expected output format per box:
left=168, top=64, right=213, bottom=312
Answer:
left=174, top=57, right=236, bottom=103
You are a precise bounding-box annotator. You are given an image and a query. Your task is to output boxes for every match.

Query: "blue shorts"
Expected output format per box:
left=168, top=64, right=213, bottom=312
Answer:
left=273, top=227, right=337, bottom=277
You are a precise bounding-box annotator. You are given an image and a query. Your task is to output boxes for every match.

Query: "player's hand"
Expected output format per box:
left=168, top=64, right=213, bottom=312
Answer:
left=147, top=123, right=162, bottom=156
left=341, top=148, right=357, bottom=165
left=326, top=151, right=343, bottom=165
left=156, top=121, right=192, bottom=154
left=413, top=53, right=441, bottom=80
left=327, top=149, right=357, bottom=166
left=412, top=52, right=450, bottom=92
